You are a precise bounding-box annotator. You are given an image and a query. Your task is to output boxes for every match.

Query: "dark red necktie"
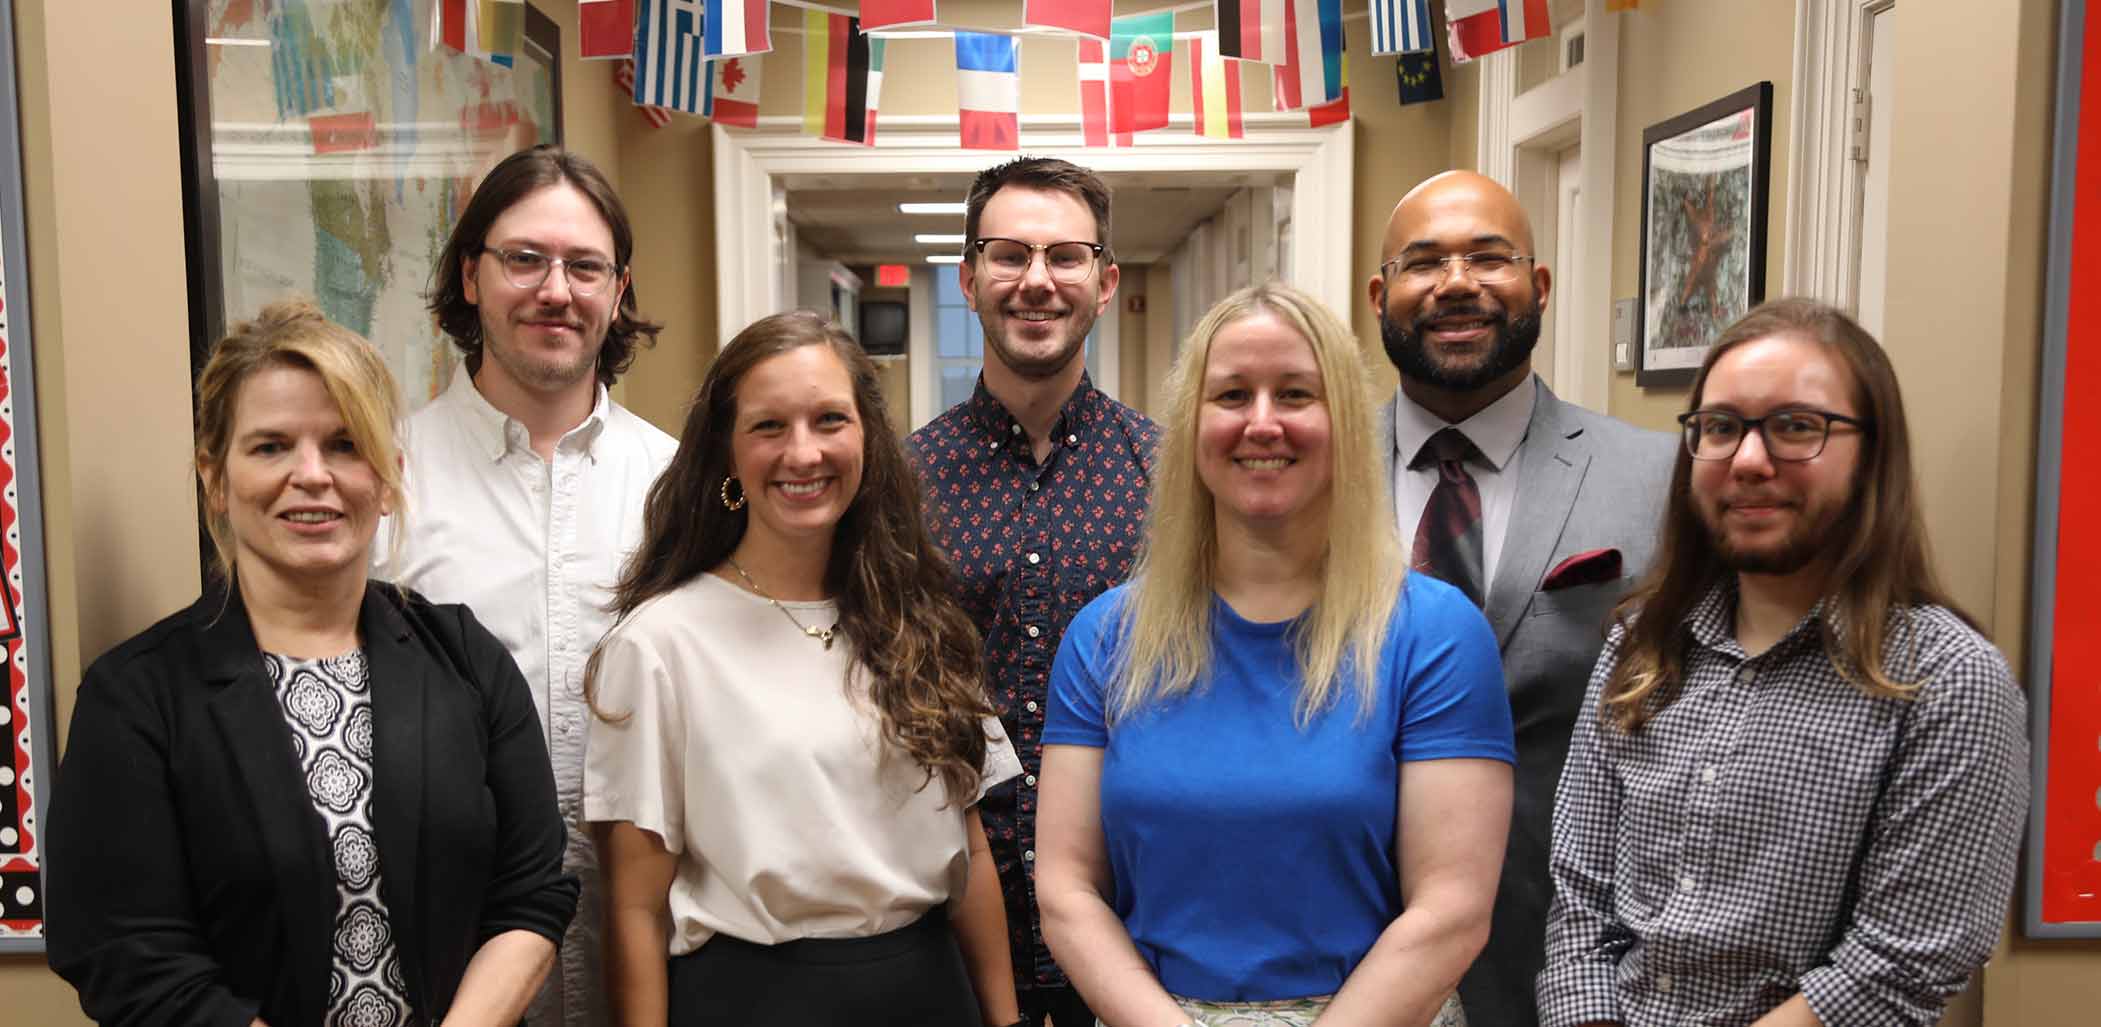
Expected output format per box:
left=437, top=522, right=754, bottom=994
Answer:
left=1410, top=428, right=1486, bottom=607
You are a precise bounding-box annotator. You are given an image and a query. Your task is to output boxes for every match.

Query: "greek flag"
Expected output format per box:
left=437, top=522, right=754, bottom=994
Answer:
left=635, top=0, right=708, bottom=114
left=1370, top=0, right=1433, bottom=55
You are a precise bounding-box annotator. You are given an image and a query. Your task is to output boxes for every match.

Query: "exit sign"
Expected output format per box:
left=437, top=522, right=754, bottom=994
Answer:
left=875, top=264, right=909, bottom=287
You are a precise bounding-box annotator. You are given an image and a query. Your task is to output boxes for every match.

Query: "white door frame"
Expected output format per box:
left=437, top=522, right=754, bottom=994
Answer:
left=1476, top=7, right=1619, bottom=413
left=712, top=112, right=1354, bottom=352
left=1781, top=0, right=1897, bottom=305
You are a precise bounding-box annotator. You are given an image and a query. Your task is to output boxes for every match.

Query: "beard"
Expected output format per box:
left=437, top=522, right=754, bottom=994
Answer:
left=481, top=313, right=603, bottom=393
left=1697, top=493, right=1851, bottom=576
left=978, top=302, right=1097, bottom=382
left=1380, top=302, right=1542, bottom=392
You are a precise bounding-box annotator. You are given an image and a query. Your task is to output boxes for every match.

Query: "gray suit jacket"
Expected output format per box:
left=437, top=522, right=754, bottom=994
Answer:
left=1378, top=376, right=1675, bottom=1027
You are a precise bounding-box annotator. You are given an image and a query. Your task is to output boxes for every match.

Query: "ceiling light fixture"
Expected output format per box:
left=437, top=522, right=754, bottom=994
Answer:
left=925, top=255, right=964, bottom=264
left=899, top=202, right=968, bottom=214
left=914, top=233, right=966, bottom=244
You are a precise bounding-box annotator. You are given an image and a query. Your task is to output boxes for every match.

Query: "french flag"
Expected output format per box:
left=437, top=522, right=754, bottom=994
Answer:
left=1446, top=0, right=1551, bottom=62
left=954, top=32, right=1019, bottom=151
left=704, top=0, right=771, bottom=57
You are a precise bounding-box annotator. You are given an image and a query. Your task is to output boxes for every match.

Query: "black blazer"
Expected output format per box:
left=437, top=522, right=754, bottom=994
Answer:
left=46, top=583, right=579, bottom=1027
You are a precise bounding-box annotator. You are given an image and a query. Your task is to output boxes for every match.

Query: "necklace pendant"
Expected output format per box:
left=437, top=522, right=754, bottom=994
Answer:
left=808, top=625, right=835, bottom=649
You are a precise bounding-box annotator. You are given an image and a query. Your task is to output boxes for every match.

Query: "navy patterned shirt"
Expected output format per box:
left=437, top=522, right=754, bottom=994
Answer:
left=907, top=373, right=1158, bottom=990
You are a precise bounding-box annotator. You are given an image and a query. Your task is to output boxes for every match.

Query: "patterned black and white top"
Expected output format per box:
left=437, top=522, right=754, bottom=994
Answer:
left=267, top=650, right=416, bottom=1027
left=1536, top=582, right=2030, bottom=1027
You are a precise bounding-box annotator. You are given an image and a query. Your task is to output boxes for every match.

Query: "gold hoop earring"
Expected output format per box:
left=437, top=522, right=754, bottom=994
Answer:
left=720, top=476, right=746, bottom=511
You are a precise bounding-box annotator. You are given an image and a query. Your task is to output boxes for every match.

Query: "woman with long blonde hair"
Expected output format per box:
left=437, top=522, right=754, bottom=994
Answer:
left=1036, top=283, right=1514, bottom=1027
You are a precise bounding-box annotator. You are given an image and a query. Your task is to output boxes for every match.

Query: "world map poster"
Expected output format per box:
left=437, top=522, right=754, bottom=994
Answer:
left=200, top=0, right=560, bottom=410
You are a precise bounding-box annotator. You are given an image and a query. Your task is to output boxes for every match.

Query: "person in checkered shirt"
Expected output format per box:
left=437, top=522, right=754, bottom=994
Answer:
left=1537, top=298, right=2029, bottom=1027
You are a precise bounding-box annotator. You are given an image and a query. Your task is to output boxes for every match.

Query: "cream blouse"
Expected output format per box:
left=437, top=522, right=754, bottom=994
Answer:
left=582, top=572, right=1021, bottom=956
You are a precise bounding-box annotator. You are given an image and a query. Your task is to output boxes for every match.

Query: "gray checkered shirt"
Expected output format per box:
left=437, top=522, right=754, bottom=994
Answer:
left=1537, top=583, right=2029, bottom=1027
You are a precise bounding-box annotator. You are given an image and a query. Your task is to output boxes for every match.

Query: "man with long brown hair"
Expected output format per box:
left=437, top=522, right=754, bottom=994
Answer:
left=1536, top=299, right=2029, bottom=1027
left=383, top=145, right=676, bottom=1027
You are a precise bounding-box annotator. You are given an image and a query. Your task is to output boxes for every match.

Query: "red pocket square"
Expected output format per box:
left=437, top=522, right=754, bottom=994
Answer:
left=1542, top=548, right=1623, bottom=591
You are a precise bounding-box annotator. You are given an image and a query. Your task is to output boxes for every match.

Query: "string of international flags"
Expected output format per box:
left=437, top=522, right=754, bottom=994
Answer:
left=438, top=2, right=1644, bottom=149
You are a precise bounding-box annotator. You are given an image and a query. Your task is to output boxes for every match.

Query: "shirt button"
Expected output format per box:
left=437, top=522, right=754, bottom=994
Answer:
left=1025, top=701, right=1039, bottom=713
left=1737, top=667, right=1756, bottom=686
left=1066, top=434, right=1077, bottom=445
left=990, top=441, right=1001, bottom=451
left=1010, top=424, right=1022, bottom=435
left=1656, top=974, right=1675, bottom=993
left=1023, top=849, right=1035, bottom=862
left=1029, top=481, right=1040, bottom=492
left=1700, top=766, right=1717, bottom=785
left=1679, top=875, right=1697, bottom=893
left=1027, top=553, right=1041, bottom=565
left=1026, top=625, right=1041, bottom=638
left=1025, top=774, right=1037, bottom=786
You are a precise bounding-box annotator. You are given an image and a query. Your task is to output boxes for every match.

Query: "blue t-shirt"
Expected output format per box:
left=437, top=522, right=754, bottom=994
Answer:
left=1043, top=572, right=1514, bottom=1002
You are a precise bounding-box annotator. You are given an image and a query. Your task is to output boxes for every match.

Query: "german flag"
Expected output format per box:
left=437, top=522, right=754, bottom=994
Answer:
left=802, top=11, right=875, bottom=145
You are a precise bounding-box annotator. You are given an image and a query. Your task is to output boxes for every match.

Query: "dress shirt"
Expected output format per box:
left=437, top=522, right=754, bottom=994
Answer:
left=1538, top=582, right=2030, bottom=1027
left=379, top=367, right=675, bottom=1027
left=1391, top=376, right=1536, bottom=591
left=906, top=373, right=1158, bottom=990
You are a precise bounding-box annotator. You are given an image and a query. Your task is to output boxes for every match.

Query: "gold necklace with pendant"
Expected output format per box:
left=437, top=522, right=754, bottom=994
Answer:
left=727, top=558, right=841, bottom=650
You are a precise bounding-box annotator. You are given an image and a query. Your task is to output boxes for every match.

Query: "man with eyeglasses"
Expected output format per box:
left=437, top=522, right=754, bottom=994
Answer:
left=1537, top=299, right=2027, bottom=1027
left=907, top=156, right=1158, bottom=1027
left=381, top=144, right=676, bottom=1027
left=1366, top=170, right=1676, bottom=1027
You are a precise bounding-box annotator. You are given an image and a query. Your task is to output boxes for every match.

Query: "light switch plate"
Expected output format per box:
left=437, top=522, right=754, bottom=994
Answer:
left=1612, top=298, right=1638, bottom=372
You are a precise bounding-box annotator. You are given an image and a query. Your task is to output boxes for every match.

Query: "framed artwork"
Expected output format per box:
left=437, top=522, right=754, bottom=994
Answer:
left=1635, top=82, right=1773, bottom=388
left=174, top=0, right=563, bottom=413
left=2026, top=0, right=2101, bottom=940
left=0, top=0, right=57, bottom=954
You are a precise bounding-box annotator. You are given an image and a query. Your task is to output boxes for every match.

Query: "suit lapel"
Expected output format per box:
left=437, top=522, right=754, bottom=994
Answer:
left=199, top=595, right=333, bottom=1027
left=361, top=585, right=432, bottom=1003
left=1485, top=381, right=1591, bottom=648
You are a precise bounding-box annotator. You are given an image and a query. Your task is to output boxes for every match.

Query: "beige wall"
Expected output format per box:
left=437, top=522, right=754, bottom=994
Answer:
left=0, top=1, right=627, bottom=1018
left=1604, top=0, right=1795, bottom=431
left=0, top=0, right=193, bottom=1018
left=1901, top=0, right=2099, bottom=1017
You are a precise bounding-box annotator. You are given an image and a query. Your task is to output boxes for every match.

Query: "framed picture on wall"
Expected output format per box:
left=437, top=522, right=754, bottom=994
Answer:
left=0, top=0, right=58, bottom=955
left=1635, top=81, right=1773, bottom=388
left=2025, top=0, right=2101, bottom=940
left=173, top=0, right=564, bottom=416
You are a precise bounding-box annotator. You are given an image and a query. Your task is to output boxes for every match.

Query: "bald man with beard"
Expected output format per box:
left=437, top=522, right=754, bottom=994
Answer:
left=1367, top=172, right=1675, bottom=1027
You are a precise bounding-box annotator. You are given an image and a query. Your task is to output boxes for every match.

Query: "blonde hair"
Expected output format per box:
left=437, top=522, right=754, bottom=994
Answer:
left=193, top=297, right=406, bottom=584
left=1109, top=282, right=1405, bottom=725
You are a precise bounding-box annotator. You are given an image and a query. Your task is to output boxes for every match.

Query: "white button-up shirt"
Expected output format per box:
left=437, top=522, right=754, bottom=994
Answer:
left=378, top=367, right=675, bottom=1027
left=1391, top=376, right=1537, bottom=593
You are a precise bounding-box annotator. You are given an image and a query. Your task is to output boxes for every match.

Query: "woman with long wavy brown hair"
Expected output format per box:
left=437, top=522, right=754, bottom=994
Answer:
left=583, top=310, right=1023, bottom=1027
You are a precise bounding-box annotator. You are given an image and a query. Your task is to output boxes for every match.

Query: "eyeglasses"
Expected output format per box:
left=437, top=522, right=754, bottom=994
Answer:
left=1380, top=251, right=1537, bottom=285
left=970, top=238, right=1105, bottom=284
left=1678, top=408, right=1870, bottom=462
left=483, top=246, right=622, bottom=296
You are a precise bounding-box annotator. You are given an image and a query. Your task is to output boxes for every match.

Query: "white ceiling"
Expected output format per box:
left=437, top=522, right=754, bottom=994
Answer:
left=783, top=169, right=1286, bottom=266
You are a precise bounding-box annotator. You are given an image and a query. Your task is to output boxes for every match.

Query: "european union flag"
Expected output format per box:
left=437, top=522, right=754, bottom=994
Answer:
left=1397, top=48, right=1443, bottom=106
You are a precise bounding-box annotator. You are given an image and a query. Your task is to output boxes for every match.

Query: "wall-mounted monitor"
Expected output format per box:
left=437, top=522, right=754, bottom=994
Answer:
left=860, top=300, right=907, bottom=355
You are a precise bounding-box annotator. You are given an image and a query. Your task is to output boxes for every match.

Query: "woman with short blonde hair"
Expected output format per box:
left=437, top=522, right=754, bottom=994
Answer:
left=1037, top=282, right=1515, bottom=1027
left=47, top=297, right=576, bottom=1027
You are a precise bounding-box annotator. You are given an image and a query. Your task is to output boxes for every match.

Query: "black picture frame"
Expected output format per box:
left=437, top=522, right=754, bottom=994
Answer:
left=1635, top=81, right=1773, bottom=388
left=173, top=0, right=563, bottom=585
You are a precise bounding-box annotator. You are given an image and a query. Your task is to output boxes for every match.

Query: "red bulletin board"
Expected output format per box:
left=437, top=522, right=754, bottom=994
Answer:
left=2028, top=0, right=2101, bottom=938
